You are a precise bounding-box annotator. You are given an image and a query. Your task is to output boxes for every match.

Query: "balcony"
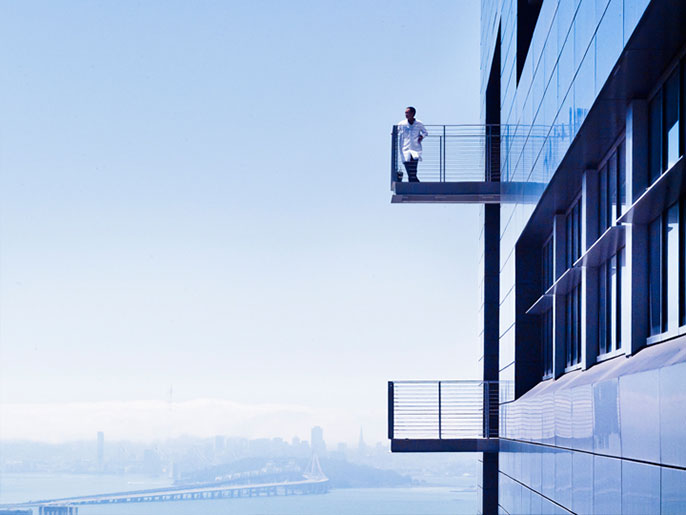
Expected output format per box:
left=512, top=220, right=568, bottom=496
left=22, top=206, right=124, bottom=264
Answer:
left=390, top=124, right=550, bottom=204
left=388, top=380, right=499, bottom=452
left=390, top=124, right=501, bottom=203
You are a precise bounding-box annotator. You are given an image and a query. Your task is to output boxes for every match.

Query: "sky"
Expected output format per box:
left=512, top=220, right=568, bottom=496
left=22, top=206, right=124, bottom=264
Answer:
left=0, top=0, right=482, bottom=445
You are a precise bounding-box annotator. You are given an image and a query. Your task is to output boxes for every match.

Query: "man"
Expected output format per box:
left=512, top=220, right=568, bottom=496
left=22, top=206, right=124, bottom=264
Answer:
left=397, top=106, right=428, bottom=182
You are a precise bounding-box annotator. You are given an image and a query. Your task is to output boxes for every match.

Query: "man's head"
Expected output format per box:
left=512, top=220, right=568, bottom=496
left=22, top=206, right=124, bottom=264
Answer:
left=405, top=106, right=416, bottom=121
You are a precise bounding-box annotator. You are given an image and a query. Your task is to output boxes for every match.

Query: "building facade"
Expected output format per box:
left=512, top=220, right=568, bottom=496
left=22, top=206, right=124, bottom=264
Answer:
left=481, top=0, right=686, bottom=513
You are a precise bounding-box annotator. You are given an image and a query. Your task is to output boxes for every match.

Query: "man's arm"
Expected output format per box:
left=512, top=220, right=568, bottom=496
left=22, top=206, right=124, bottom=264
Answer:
left=418, top=122, right=428, bottom=143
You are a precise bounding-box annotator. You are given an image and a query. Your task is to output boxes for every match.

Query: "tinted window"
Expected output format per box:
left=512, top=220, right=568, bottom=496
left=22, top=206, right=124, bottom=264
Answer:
left=649, top=93, right=662, bottom=183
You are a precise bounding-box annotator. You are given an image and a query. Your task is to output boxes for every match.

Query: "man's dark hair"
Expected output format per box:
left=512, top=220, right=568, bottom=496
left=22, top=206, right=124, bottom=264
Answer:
left=406, top=106, right=416, bottom=116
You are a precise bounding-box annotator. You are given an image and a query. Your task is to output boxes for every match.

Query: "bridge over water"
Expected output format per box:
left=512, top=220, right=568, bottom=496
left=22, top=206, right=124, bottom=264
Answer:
left=5, top=456, right=328, bottom=513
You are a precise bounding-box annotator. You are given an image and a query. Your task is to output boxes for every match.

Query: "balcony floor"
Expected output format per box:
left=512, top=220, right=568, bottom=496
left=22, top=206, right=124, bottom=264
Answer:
left=390, top=438, right=499, bottom=453
left=391, top=181, right=500, bottom=203
left=390, top=181, right=547, bottom=204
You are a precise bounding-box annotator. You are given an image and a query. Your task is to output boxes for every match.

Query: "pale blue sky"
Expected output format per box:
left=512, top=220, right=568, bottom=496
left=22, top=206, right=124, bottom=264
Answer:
left=0, top=0, right=482, bottom=444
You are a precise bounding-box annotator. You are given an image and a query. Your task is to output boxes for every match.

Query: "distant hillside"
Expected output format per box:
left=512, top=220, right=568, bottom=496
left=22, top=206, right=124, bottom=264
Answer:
left=319, top=458, right=413, bottom=488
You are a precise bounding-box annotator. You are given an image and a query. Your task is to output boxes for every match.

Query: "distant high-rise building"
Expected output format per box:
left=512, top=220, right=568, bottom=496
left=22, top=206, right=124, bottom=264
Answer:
left=310, top=426, right=326, bottom=456
left=96, top=431, right=104, bottom=470
left=357, top=426, right=366, bottom=454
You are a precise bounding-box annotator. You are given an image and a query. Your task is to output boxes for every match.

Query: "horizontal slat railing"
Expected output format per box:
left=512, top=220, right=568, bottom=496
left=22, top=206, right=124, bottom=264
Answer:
left=388, top=380, right=499, bottom=440
left=391, top=125, right=502, bottom=183
left=390, top=124, right=558, bottom=185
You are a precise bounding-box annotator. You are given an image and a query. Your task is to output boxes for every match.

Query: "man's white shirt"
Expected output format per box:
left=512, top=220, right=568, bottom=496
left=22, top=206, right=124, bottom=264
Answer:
left=397, top=119, right=428, bottom=162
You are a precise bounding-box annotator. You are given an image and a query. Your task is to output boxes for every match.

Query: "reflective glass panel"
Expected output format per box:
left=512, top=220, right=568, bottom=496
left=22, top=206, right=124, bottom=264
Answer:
left=599, top=163, right=608, bottom=234
left=649, top=216, right=662, bottom=335
left=564, top=199, right=582, bottom=266
left=622, top=461, right=660, bottom=514
left=566, top=290, right=573, bottom=365
left=618, top=247, right=626, bottom=348
left=542, top=235, right=554, bottom=290
left=662, top=467, right=686, bottom=514
left=598, top=261, right=608, bottom=355
left=566, top=211, right=573, bottom=269
left=664, top=202, right=679, bottom=332
left=542, top=308, right=553, bottom=377
left=609, top=150, right=617, bottom=223
left=598, top=248, right=623, bottom=355
left=574, top=39, right=595, bottom=131
left=649, top=93, right=662, bottom=183
left=665, top=69, right=680, bottom=169
left=610, top=253, right=618, bottom=351
left=595, top=0, right=622, bottom=91
left=574, top=0, right=595, bottom=69
left=566, top=283, right=581, bottom=367
left=594, top=455, right=621, bottom=513
left=618, top=140, right=626, bottom=215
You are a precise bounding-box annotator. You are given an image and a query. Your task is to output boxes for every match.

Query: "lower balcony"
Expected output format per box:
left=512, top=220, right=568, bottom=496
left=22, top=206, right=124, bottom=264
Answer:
left=388, top=380, right=499, bottom=452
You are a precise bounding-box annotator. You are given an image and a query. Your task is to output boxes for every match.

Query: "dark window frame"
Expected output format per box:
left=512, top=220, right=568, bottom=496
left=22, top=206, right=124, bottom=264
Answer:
left=649, top=215, right=663, bottom=336
left=541, top=307, right=553, bottom=379
left=648, top=61, right=684, bottom=186
left=565, top=195, right=582, bottom=269
left=663, top=202, right=680, bottom=333
left=664, top=67, right=681, bottom=170
left=565, top=282, right=582, bottom=368
left=648, top=196, right=685, bottom=340
left=597, top=135, right=627, bottom=237
left=598, top=248, right=624, bottom=357
left=542, top=233, right=554, bottom=292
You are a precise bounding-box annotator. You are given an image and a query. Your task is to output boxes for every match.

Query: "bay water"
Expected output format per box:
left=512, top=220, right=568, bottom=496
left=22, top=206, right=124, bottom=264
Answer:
left=0, top=473, right=478, bottom=514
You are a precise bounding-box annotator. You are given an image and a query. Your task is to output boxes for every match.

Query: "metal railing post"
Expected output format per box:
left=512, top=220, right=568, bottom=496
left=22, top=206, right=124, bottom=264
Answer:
left=438, top=136, right=443, bottom=182
left=390, top=126, right=398, bottom=186
left=486, top=126, right=491, bottom=182
left=438, top=381, right=442, bottom=439
left=442, top=125, right=446, bottom=182
left=485, top=382, right=490, bottom=438
left=388, top=381, right=394, bottom=440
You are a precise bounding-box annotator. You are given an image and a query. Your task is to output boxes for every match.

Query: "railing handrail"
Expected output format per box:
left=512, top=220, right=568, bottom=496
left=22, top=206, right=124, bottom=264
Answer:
left=390, top=123, right=554, bottom=129
left=389, top=379, right=493, bottom=384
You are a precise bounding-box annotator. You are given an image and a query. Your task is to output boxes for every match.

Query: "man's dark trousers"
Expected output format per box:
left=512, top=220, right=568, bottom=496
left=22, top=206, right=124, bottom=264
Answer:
left=403, top=158, right=419, bottom=182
